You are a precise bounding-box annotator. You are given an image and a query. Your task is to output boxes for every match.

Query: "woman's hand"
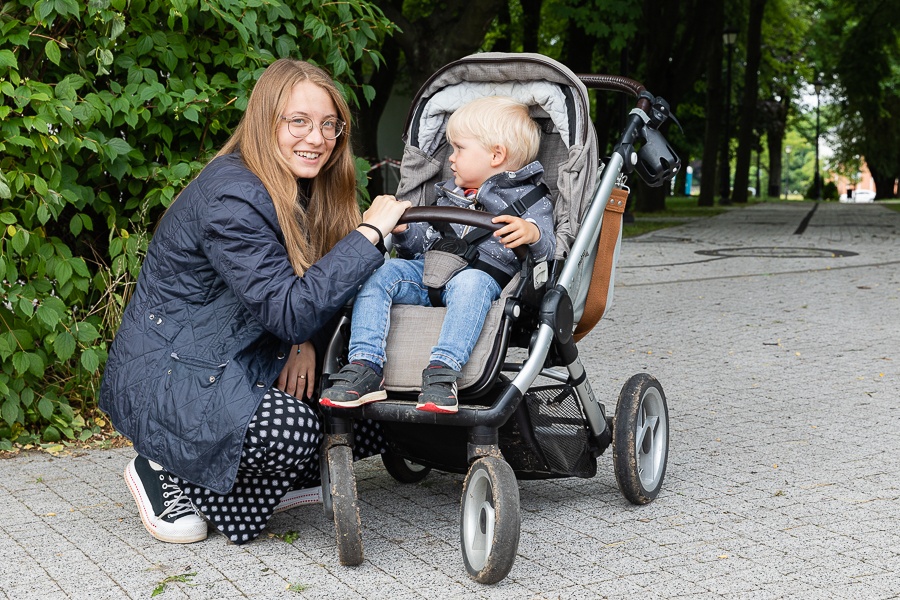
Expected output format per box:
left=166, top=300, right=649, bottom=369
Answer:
left=276, top=341, right=316, bottom=399
left=492, top=215, right=540, bottom=248
left=359, top=195, right=411, bottom=242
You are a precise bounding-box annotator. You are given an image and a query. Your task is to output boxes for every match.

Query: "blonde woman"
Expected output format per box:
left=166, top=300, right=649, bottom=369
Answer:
left=99, top=59, right=409, bottom=545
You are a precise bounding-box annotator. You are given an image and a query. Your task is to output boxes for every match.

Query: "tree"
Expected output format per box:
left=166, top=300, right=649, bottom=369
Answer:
left=353, top=0, right=505, bottom=177
left=0, top=0, right=393, bottom=448
left=824, top=0, right=900, bottom=198
left=731, top=0, right=767, bottom=203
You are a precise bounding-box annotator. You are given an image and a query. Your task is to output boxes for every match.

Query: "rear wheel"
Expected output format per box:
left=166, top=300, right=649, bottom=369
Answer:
left=460, top=457, right=520, bottom=584
left=381, top=450, right=431, bottom=483
left=613, top=373, right=669, bottom=504
left=325, top=444, right=364, bottom=565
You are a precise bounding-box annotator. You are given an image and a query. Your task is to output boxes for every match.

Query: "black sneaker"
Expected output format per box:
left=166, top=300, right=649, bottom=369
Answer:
left=125, top=456, right=207, bottom=544
left=319, top=363, right=387, bottom=408
left=416, top=366, right=461, bottom=414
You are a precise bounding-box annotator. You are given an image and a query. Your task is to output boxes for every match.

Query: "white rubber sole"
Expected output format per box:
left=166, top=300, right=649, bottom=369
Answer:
left=124, top=459, right=207, bottom=544
left=319, top=389, right=387, bottom=408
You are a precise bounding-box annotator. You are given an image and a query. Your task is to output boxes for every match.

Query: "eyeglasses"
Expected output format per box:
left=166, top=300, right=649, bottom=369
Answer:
left=279, top=116, right=345, bottom=140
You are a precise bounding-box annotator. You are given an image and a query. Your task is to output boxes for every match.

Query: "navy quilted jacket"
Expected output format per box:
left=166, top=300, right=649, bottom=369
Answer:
left=99, top=153, right=383, bottom=494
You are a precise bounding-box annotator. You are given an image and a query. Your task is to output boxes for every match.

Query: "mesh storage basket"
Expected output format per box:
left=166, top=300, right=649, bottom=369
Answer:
left=524, top=385, right=595, bottom=478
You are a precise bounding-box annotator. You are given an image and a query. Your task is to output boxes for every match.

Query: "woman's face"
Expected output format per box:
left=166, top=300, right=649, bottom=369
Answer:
left=278, top=81, right=339, bottom=180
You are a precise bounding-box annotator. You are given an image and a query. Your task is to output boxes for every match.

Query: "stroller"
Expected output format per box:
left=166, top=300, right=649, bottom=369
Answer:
left=319, top=52, right=679, bottom=584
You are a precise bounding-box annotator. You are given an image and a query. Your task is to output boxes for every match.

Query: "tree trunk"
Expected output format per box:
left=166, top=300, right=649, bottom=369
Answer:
left=762, top=97, right=788, bottom=197
left=870, top=169, right=898, bottom=199
left=731, top=0, right=766, bottom=204
left=635, top=0, right=721, bottom=211
left=698, top=0, right=725, bottom=207
left=521, top=0, right=543, bottom=53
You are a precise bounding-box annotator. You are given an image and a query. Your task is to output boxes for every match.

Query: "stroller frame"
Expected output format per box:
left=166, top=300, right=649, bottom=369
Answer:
left=318, top=53, right=678, bottom=583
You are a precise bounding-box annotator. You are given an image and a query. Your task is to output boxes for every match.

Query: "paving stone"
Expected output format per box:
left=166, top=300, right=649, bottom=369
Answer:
left=2, top=203, right=899, bottom=598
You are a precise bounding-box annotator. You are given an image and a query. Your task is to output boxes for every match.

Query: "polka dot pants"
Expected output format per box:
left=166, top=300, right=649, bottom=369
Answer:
left=175, top=388, right=385, bottom=544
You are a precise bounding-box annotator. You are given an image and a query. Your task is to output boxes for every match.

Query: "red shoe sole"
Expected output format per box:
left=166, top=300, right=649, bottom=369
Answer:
left=416, top=401, right=458, bottom=414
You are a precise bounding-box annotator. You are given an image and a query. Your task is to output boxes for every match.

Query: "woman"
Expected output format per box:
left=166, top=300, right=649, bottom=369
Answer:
left=99, top=59, right=409, bottom=545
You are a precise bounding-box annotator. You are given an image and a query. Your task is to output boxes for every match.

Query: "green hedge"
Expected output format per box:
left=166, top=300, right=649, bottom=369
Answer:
left=0, top=0, right=395, bottom=450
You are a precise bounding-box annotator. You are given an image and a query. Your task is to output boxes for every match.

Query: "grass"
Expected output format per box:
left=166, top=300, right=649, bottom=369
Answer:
left=623, top=195, right=731, bottom=238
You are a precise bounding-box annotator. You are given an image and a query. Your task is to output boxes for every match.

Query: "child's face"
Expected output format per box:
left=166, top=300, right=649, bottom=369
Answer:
left=448, top=136, right=503, bottom=191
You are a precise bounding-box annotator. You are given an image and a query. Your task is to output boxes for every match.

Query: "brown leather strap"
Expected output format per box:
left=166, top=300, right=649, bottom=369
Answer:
left=573, top=187, right=628, bottom=342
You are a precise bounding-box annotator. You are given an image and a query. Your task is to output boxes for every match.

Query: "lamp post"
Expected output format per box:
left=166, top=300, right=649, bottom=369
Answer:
left=718, top=27, right=739, bottom=204
left=814, top=78, right=823, bottom=200
left=783, top=145, right=791, bottom=200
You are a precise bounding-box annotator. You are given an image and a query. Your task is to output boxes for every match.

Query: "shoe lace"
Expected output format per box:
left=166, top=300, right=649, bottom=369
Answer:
left=159, top=479, right=199, bottom=521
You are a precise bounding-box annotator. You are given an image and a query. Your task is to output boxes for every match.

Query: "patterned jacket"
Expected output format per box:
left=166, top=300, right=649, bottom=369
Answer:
left=392, top=160, right=555, bottom=278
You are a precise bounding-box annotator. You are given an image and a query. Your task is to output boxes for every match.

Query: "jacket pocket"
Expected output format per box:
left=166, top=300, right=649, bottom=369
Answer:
left=164, top=353, right=228, bottom=390
left=155, top=353, right=229, bottom=441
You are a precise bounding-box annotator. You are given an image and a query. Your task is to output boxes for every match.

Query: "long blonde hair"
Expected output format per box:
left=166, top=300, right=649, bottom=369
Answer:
left=217, top=59, right=360, bottom=275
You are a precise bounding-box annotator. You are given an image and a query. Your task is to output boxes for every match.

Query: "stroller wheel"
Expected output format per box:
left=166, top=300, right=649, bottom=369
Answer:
left=613, top=373, right=669, bottom=504
left=459, top=457, right=520, bottom=584
left=324, top=444, right=364, bottom=565
left=381, top=450, right=432, bottom=483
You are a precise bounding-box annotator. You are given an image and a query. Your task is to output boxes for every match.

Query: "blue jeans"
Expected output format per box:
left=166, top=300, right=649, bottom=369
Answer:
left=348, top=258, right=502, bottom=372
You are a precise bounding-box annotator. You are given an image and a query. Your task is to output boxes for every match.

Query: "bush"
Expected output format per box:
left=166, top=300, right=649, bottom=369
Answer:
left=0, top=0, right=395, bottom=450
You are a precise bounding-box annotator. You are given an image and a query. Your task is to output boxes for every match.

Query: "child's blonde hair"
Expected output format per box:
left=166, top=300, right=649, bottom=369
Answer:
left=446, top=96, right=541, bottom=170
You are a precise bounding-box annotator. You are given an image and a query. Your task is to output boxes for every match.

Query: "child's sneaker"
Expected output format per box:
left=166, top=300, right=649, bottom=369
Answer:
left=319, top=363, right=387, bottom=408
left=416, top=366, right=461, bottom=414
left=124, top=456, right=207, bottom=544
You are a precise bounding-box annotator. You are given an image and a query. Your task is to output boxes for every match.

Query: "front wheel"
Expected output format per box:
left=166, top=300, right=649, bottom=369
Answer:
left=325, top=444, right=364, bottom=565
left=459, top=457, right=520, bottom=584
left=612, top=373, right=669, bottom=504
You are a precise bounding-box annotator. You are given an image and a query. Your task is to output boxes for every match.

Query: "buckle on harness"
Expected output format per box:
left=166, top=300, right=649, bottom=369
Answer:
left=429, top=236, right=480, bottom=263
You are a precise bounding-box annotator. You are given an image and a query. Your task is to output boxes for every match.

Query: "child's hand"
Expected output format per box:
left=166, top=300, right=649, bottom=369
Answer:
left=491, top=215, right=540, bottom=248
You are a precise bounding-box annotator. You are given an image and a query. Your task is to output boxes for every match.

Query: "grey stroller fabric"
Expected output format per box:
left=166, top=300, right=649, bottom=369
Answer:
left=395, top=53, right=600, bottom=261
left=384, top=53, right=603, bottom=392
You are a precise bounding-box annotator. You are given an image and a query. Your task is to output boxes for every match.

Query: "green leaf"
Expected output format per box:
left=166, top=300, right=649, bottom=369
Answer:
left=73, top=322, right=99, bottom=343
left=12, top=351, right=29, bottom=375
left=36, top=303, right=62, bottom=328
left=37, top=396, right=54, bottom=420
left=80, top=348, right=100, bottom=372
left=69, top=214, right=83, bottom=236
left=54, top=332, right=76, bottom=361
left=45, top=40, right=61, bottom=65
left=43, top=425, right=61, bottom=443
left=0, top=50, right=16, bottom=70
left=1, top=398, right=19, bottom=426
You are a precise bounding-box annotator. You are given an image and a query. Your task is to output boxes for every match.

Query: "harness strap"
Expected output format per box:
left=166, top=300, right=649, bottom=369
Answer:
left=426, top=183, right=549, bottom=307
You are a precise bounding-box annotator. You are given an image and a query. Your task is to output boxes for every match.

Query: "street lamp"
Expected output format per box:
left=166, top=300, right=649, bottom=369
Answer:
left=783, top=145, right=791, bottom=200
left=718, top=27, right=739, bottom=204
left=814, top=78, right=824, bottom=200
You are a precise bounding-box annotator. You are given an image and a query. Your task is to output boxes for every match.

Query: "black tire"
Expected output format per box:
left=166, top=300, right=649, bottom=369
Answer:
left=326, top=444, right=364, bottom=566
left=459, top=457, right=520, bottom=584
left=320, top=450, right=333, bottom=521
left=612, top=373, right=669, bottom=504
left=381, top=450, right=432, bottom=483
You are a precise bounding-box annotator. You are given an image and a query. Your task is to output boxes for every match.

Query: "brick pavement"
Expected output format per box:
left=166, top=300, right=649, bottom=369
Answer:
left=1, top=201, right=898, bottom=599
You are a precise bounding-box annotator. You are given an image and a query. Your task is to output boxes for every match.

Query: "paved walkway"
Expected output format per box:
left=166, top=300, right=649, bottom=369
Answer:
left=2, top=202, right=898, bottom=599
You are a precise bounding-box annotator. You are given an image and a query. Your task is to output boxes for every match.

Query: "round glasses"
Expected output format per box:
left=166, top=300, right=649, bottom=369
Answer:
left=280, top=116, right=345, bottom=140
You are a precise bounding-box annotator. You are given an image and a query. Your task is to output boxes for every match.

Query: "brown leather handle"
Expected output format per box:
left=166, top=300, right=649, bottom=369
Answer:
left=398, top=206, right=529, bottom=260
left=575, top=74, right=651, bottom=113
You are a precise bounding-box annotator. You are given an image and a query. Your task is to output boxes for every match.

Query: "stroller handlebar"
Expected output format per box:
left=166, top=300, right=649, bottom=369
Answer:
left=398, top=206, right=529, bottom=261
